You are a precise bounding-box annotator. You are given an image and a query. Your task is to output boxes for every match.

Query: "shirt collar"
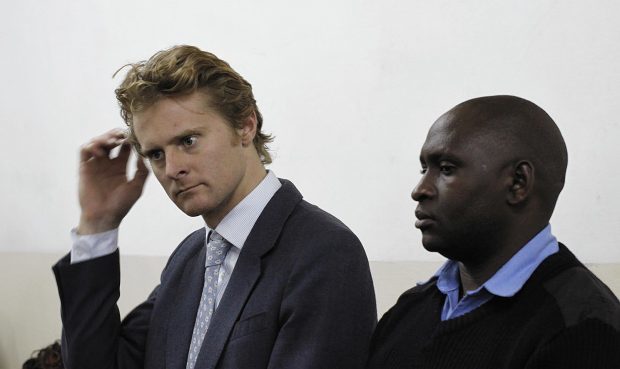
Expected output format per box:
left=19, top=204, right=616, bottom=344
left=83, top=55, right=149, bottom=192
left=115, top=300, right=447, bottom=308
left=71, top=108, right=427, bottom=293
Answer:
left=435, top=224, right=559, bottom=297
left=484, top=224, right=558, bottom=296
left=435, top=260, right=460, bottom=294
left=205, top=170, right=281, bottom=254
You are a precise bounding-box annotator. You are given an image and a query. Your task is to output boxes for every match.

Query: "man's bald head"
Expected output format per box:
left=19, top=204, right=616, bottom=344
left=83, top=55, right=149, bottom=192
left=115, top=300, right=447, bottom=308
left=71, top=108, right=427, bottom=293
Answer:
left=433, top=95, right=568, bottom=219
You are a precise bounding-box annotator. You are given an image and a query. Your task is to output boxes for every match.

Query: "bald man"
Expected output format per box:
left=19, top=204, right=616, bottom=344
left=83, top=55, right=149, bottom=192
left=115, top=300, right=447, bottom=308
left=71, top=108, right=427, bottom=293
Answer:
left=367, top=96, right=620, bottom=368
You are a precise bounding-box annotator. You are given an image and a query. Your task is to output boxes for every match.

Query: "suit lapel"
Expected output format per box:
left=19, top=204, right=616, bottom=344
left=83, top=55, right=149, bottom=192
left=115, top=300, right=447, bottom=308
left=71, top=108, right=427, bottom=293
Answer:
left=195, top=179, right=303, bottom=369
left=196, top=252, right=261, bottom=369
left=165, top=231, right=207, bottom=369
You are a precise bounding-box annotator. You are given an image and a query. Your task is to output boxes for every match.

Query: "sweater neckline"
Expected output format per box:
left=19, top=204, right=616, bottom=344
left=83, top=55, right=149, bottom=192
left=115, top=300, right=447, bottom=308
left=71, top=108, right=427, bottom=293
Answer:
left=429, top=243, right=581, bottom=335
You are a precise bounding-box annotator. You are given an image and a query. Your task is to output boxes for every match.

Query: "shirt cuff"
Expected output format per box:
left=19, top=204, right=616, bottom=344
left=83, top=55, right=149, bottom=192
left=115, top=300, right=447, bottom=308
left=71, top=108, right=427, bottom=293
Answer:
left=70, top=228, right=119, bottom=264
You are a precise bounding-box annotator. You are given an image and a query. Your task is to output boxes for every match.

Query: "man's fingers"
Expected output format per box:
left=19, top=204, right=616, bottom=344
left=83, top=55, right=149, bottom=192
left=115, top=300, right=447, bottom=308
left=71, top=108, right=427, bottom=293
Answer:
left=136, top=157, right=150, bottom=178
left=80, top=128, right=128, bottom=162
left=137, top=155, right=149, bottom=172
left=130, top=157, right=150, bottom=190
left=115, top=141, right=133, bottom=161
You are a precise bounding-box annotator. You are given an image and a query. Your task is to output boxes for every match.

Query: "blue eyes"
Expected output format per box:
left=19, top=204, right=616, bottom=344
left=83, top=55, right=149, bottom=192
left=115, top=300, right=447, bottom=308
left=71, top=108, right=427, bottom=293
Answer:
left=182, top=136, right=198, bottom=147
left=149, top=151, right=164, bottom=161
left=147, top=135, right=198, bottom=162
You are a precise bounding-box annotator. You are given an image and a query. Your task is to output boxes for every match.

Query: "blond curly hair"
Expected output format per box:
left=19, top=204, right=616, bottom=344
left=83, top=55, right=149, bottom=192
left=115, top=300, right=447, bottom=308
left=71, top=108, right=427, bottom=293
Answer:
left=115, top=45, right=273, bottom=164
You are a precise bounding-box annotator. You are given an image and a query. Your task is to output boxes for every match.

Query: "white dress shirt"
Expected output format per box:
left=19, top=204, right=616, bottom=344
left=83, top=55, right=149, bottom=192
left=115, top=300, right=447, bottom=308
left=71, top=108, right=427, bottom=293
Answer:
left=70, top=170, right=282, bottom=308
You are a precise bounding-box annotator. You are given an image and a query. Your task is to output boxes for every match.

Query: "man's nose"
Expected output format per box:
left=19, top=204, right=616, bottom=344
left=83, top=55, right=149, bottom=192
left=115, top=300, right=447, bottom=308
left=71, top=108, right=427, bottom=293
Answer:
left=165, top=149, right=188, bottom=179
left=411, top=173, right=435, bottom=202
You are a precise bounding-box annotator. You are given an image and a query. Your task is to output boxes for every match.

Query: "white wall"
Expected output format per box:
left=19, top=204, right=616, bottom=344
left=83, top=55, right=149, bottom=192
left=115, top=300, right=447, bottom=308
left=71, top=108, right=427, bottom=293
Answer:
left=2, top=0, right=620, bottom=263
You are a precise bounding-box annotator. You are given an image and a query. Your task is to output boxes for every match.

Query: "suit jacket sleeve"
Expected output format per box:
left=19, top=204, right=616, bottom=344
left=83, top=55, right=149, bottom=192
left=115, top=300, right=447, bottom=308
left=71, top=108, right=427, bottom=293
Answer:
left=53, top=250, right=153, bottom=369
left=266, top=229, right=377, bottom=369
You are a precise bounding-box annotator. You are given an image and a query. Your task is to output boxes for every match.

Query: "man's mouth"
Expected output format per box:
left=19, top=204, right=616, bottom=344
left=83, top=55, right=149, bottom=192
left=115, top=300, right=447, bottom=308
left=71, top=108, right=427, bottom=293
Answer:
left=414, top=209, right=435, bottom=229
left=176, top=184, right=200, bottom=197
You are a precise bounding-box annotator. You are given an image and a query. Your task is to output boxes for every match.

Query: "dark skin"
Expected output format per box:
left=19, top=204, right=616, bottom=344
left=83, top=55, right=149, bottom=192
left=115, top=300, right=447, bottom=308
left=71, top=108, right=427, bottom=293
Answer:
left=412, top=96, right=566, bottom=293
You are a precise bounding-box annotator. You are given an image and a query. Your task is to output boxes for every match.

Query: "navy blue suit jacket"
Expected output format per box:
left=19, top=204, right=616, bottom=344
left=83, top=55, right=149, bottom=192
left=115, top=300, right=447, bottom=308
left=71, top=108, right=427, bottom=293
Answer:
left=53, top=179, right=377, bottom=369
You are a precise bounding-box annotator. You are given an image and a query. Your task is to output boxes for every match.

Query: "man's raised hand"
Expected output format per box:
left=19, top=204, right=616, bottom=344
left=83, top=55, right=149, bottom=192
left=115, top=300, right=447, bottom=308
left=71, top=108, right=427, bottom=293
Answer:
left=77, top=128, right=149, bottom=234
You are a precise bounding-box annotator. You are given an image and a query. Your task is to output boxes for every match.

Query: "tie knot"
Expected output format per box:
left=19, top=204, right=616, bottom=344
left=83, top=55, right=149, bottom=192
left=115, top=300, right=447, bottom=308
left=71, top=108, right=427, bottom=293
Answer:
left=206, top=231, right=231, bottom=267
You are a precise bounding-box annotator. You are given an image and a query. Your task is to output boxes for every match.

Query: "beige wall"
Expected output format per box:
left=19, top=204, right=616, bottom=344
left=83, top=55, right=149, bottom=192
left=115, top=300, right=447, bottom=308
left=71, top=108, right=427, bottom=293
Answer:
left=1, top=252, right=619, bottom=369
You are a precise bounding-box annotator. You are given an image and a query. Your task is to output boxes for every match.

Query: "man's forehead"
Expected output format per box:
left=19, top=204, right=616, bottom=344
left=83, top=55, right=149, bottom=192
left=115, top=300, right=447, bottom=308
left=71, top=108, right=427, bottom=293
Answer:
left=421, top=113, right=506, bottom=161
left=424, top=113, right=473, bottom=145
left=431, top=107, right=482, bottom=130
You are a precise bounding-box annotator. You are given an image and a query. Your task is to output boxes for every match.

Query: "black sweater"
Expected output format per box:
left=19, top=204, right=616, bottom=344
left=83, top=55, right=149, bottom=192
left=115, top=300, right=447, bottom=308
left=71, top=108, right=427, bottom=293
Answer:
left=367, top=244, right=620, bottom=369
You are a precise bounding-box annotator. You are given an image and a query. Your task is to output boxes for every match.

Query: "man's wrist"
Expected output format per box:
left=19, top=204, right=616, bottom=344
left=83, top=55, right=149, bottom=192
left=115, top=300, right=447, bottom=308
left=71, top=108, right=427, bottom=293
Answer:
left=71, top=227, right=119, bottom=264
left=77, top=215, right=120, bottom=235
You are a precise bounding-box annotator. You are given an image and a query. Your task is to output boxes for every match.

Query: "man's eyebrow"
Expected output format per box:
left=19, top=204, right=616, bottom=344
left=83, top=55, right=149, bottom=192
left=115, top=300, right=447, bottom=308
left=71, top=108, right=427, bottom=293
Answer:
left=171, top=128, right=203, bottom=140
left=421, top=151, right=462, bottom=165
left=137, top=144, right=162, bottom=158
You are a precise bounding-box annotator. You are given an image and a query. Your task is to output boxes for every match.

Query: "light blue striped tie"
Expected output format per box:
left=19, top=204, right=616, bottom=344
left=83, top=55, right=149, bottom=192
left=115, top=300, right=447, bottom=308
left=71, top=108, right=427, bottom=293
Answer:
left=186, top=231, right=231, bottom=369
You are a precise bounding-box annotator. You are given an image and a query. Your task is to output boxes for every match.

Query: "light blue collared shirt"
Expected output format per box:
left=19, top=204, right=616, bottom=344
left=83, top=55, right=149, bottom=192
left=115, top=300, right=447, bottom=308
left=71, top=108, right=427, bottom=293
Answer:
left=435, top=224, right=559, bottom=320
left=208, top=170, right=281, bottom=307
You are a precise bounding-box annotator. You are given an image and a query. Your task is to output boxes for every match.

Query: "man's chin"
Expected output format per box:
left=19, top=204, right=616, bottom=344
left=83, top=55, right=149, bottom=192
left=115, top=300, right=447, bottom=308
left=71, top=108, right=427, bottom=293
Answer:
left=421, top=234, right=448, bottom=255
left=183, top=210, right=204, bottom=217
left=175, top=202, right=209, bottom=217
left=421, top=238, right=462, bottom=261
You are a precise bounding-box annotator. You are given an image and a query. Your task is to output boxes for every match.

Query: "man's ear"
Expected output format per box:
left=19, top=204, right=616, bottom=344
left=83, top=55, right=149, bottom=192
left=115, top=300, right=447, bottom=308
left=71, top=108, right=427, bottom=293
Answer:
left=507, top=161, right=534, bottom=205
left=238, top=111, right=258, bottom=147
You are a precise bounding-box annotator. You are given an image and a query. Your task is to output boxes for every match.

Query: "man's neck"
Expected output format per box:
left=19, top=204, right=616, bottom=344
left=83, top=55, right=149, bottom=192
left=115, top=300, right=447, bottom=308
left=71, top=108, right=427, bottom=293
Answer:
left=203, top=162, right=267, bottom=229
left=457, top=241, right=520, bottom=292
left=457, top=224, right=548, bottom=293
